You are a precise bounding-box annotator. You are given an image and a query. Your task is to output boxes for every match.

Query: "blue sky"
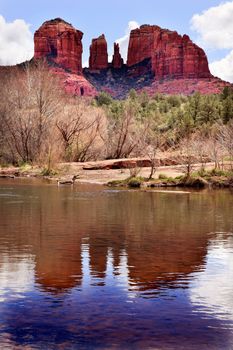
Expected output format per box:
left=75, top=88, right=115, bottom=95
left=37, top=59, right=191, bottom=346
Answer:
left=0, top=0, right=233, bottom=81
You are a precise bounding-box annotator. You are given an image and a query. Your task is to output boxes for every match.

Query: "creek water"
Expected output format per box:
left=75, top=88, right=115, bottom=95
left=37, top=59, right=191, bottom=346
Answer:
left=0, top=179, right=233, bottom=349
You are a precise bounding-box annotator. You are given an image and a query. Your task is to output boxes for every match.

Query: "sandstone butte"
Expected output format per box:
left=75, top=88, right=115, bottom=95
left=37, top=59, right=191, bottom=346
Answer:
left=34, top=18, right=83, bottom=74
left=89, top=34, right=108, bottom=70
left=0, top=18, right=230, bottom=98
left=127, top=25, right=211, bottom=79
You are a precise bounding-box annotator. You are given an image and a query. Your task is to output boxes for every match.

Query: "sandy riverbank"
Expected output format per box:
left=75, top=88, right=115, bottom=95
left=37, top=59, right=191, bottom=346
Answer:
left=0, top=158, right=226, bottom=186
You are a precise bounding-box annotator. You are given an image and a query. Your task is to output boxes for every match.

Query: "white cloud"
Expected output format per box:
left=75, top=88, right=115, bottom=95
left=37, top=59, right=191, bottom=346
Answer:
left=115, top=20, right=140, bottom=62
left=191, top=1, right=233, bottom=49
left=0, top=255, right=35, bottom=302
left=0, top=15, right=34, bottom=66
left=210, top=50, right=233, bottom=82
left=190, top=241, right=233, bottom=323
left=191, top=2, right=233, bottom=82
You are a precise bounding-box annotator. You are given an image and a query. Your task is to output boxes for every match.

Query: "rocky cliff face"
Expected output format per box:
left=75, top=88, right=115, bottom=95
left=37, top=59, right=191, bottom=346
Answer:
left=112, top=43, right=124, bottom=69
left=31, top=18, right=230, bottom=97
left=34, top=18, right=83, bottom=74
left=127, top=25, right=211, bottom=79
left=89, top=35, right=108, bottom=71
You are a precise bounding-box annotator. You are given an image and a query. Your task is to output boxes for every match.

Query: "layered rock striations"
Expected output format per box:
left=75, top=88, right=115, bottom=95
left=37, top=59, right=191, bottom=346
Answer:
left=112, top=43, right=124, bottom=69
left=127, top=25, right=211, bottom=79
left=89, top=34, right=108, bottom=71
left=34, top=18, right=83, bottom=74
left=30, top=18, right=230, bottom=97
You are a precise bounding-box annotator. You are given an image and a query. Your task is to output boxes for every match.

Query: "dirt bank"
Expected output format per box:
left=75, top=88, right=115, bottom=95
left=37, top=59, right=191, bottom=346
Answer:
left=0, top=159, right=226, bottom=186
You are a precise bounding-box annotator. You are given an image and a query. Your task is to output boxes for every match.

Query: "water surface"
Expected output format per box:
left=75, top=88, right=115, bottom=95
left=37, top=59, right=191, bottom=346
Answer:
left=0, top=179, right=233, bottom=349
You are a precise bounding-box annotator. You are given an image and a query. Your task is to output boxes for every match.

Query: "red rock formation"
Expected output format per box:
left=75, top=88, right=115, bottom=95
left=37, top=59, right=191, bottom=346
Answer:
left=63, top=73, right=97, bottom=97
left=112, top=43, right=123, bottom=69
left=127, top=25, right=211, bottom=79
left=34, top=18, right=83, bottom=74
left=89, top=34, right=108, bottom=70
left=30, top=18, right=231, bottom=98
left=140, top=78, right=231, bottom=96
left=52, top=67, right=97, bottom=97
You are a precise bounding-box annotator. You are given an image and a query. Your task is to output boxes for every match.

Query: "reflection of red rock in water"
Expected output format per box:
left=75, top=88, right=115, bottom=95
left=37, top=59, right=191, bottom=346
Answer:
left=34, top=18, right=83, bottom=74
left=86, top=231, right=208, bottom=294
left=1, top=184, right=233, bottom=297
left=126, top=234, right=208, bottom=294
left=35, top=239, right=82, bottom=293
left=89, top=244, right=108, bottom=279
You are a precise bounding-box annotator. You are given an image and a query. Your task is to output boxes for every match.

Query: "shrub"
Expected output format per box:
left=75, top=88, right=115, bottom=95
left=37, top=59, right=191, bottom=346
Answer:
left=127, top=177, right=142, bottom=188
left=158, top=173, right=168, bottom=180
left=210, top=168, right=230, bottom=177
left=19, top=163, right=32, bottom=172
left=41, top=168, right=57, bottom=176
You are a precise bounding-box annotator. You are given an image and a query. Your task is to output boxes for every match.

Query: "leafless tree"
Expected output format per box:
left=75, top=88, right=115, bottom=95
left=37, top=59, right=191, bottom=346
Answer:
left=218, top=121, right=233, bottom=170
left=191, top=131, right=209, bottom=173
left=205, top=126, right=223, bottom=170
left=177, top=134, right=197, bottom=178
left=137, top=122, right=162, bottom=180
left=56, top=100, right=105, bottom=162
left=0, top=61, right=63, bottom=165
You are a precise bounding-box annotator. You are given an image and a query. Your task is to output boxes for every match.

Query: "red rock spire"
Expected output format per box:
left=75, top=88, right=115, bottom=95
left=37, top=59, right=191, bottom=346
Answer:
left=112, top=43, right=124, bottom=69
left=89, top=34, right=108, bottom=70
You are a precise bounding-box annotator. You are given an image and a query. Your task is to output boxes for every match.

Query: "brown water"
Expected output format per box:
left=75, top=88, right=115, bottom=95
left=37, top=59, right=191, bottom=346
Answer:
left=0, top=179, right=233, bottom=349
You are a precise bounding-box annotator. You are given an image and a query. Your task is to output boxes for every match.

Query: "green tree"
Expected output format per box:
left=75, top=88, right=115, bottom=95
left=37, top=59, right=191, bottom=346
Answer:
left=197, top=95, right=220, bottom=125
left=222, top=96, right=233, bottom=124
left=95, top=92, right=113, bottom=106
left=185, top=92, right=201, bottom=125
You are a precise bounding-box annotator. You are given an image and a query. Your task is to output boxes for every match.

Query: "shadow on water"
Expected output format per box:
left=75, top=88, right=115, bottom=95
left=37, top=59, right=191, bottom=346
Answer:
left=0, top=179, right=233, bottom=349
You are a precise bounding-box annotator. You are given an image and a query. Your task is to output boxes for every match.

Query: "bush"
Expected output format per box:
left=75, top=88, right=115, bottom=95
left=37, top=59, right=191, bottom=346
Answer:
left=127, top=177, right=142, bottom=188
left=184, top=176, right=209, bottom=188
left=158, top=173, right=168, bottom=180
left=41, top=168, right=57, bottom=176
left=19, top=163, right=32, bottom=171
left=95, top=92, right=113, bottom=106
left=196, top=168, right=208, bottom=178
left=210, top=168, right=231, bottom=177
